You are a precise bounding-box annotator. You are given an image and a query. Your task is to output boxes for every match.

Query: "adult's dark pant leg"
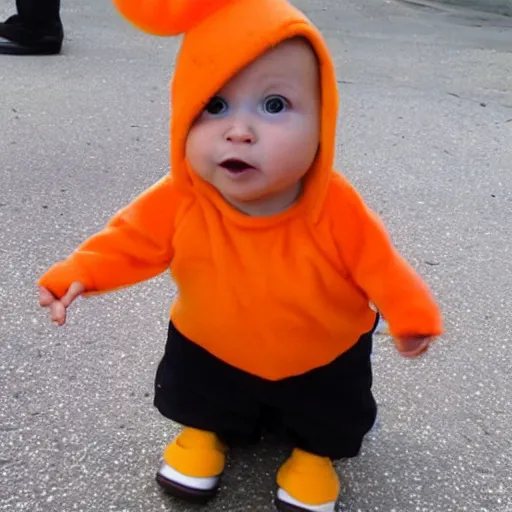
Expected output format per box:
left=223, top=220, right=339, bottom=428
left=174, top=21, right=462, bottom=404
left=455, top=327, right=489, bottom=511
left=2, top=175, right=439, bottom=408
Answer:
left=0, top=0, right=63, bottom=54
left=16, top=0, right=62, bottom=30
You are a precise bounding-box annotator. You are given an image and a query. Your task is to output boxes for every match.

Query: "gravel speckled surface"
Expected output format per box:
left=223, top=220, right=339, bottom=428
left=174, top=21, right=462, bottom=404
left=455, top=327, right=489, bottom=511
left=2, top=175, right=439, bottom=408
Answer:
left=1, top=0, right=511, bottom=510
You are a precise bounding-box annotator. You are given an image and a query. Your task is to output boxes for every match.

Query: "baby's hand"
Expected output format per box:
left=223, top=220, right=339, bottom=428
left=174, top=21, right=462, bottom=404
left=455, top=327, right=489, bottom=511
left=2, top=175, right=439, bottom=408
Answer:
left=394, top=336, right=432, bottom=358
left=39, top=282, right=85, bottom=326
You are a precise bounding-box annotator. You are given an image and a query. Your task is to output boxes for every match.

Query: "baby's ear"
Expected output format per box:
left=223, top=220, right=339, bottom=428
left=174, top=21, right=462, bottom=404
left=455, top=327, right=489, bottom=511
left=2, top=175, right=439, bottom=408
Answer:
left=113, top=0, right=235, bottom=36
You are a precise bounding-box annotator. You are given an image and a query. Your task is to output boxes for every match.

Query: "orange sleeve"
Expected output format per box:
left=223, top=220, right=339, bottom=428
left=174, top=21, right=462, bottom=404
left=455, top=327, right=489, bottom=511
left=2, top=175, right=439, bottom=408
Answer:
left=331, top=177, right=443, bottom=338
left=38, top=176, right=181, bottom=299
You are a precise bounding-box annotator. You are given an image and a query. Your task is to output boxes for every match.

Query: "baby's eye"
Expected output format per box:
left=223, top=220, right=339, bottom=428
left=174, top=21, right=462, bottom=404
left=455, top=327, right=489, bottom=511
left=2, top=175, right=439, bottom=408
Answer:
left=263, top=95, right=288, bottom=114
left=205, top=96, right=228, bottom=115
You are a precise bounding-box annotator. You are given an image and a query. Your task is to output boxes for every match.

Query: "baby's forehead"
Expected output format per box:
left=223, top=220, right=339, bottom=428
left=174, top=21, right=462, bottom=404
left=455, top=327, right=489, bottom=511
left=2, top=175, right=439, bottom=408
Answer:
left=218, top=38, right=319, bottom=93
left=254, top=37, right=317, bottom=66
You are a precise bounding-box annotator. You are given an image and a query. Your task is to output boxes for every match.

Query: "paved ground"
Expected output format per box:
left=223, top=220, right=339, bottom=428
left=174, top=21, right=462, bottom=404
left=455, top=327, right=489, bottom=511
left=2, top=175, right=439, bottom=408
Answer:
left=1, top=1, right=511, bottom=511
left=433, top=0, right=512, bottom=16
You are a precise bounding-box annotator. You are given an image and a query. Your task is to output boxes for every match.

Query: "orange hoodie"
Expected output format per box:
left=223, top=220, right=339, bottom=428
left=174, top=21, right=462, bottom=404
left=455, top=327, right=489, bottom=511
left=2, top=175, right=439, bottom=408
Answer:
left=38, top=0, right=443, bottom=380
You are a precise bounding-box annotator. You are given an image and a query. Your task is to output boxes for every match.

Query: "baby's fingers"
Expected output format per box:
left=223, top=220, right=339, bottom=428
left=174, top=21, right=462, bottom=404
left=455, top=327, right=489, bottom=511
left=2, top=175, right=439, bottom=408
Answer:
left=50, top=301, right=67, bottom=326
left=39, top=287, right=56, bottom=307
left=60, top=282, right=85, bottom=308
left=398, top=337, right=431, bottom=358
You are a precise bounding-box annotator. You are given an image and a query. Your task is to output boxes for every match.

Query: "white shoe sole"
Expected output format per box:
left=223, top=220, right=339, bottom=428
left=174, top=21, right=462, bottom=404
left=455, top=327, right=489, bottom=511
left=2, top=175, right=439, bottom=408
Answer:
left=276, top=488, right=336, bottom=512
left=157, top=462, right=220, bottom=491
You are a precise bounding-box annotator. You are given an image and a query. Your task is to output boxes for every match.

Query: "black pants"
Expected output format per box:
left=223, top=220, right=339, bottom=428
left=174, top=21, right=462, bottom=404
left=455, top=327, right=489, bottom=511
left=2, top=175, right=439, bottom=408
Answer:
left=15, top=0, right=61, bottom=30
left=154, top=321, right=378, bottom=460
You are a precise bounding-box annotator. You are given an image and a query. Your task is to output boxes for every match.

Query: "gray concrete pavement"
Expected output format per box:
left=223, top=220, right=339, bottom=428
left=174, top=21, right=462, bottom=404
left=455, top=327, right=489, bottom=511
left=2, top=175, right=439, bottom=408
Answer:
left=1, top=1, right=511, bottom=511
left=433, top=0, right=512, bottom=16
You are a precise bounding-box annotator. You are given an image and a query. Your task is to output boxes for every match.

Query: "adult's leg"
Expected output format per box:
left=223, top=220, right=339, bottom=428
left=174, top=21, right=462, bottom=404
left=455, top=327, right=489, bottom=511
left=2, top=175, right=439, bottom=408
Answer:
left=0, top=0, right=63, bottom=55
left=16, top=0, right=61, bottom=28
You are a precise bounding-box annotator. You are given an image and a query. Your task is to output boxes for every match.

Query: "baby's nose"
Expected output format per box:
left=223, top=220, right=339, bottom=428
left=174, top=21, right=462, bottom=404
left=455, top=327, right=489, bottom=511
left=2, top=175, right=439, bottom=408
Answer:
left=224, top=120, right=256, bottom=144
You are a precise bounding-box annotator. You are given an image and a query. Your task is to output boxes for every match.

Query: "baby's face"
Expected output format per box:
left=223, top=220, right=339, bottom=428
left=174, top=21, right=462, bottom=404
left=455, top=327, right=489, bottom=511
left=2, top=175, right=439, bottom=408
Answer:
left=186, top=38, right=321, bottom=216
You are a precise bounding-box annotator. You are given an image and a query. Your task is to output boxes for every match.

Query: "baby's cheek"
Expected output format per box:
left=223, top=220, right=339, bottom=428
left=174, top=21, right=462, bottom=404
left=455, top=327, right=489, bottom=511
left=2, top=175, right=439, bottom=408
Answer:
left=288, top=132, right=319, bottom=170
left=185, top=128, right=208, bottom=172
left=184, top=127, right=199, bottom=160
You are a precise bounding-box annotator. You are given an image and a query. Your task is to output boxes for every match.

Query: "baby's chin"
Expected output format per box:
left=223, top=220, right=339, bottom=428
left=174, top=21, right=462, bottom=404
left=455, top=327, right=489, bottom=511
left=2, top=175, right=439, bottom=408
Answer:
left=223, top=189, right=300, bottom=217
left=223, top=192, right=266, bottom=208
left=229, top=185, right=268, bottom=198
left=216, top=181, right=268, bottom=203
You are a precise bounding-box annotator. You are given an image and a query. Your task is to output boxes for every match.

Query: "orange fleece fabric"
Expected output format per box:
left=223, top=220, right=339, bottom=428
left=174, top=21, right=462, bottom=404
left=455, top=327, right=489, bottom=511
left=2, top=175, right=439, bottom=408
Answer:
left=38, top=0, right=443, bottom=380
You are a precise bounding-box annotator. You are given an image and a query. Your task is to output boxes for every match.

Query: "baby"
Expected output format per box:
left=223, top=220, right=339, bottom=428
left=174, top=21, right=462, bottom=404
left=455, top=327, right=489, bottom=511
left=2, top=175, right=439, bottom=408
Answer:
left=38, top=1, right=443, bottom=511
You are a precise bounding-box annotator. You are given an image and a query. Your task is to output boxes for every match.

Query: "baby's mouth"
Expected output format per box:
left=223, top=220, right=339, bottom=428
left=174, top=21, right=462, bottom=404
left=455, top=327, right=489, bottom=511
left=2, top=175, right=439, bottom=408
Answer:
left=219, top=159, right=254, bottom=174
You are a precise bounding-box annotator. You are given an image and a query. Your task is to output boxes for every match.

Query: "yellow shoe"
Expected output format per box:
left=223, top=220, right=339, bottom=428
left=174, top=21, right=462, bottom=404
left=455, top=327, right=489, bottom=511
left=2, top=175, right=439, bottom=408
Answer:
left=275, top=448, right=340, bottom=512
left=156, top=427, right=227, bottom=503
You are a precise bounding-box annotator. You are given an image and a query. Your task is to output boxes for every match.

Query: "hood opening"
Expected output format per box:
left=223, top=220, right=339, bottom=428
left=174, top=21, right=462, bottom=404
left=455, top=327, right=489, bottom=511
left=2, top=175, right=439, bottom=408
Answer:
left=169, top=0, right=339, bottom=224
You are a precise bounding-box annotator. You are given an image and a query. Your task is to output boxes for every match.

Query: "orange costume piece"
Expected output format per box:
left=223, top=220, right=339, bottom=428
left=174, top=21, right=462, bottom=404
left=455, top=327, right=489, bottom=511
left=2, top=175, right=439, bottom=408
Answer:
left=38, top=0, right=443, bottom=382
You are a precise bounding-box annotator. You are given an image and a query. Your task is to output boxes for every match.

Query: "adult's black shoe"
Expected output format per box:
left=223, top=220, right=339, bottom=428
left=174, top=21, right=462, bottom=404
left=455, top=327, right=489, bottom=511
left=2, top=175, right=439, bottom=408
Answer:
left=0, top=14, right=63, bottom=55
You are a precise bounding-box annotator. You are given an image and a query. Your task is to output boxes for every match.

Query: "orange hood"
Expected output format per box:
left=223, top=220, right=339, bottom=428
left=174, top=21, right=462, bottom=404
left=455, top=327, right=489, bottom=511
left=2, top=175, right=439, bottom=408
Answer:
left=114, top=0, right=339, bottom=221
